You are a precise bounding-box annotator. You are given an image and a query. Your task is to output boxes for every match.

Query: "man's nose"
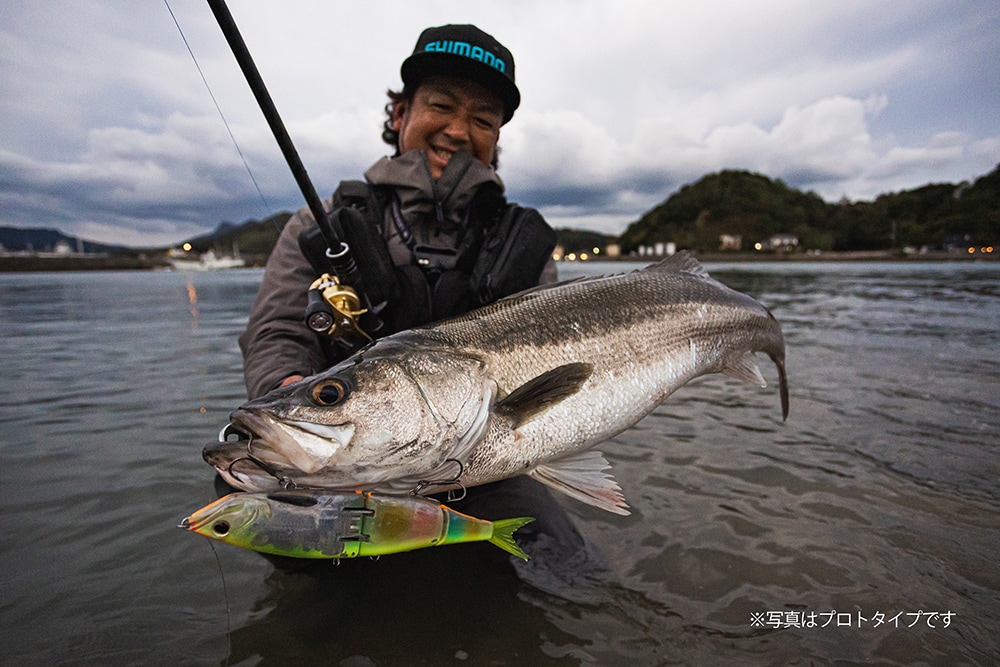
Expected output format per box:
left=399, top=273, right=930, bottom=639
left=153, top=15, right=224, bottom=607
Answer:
left=442, top=114, right=471, bottom=144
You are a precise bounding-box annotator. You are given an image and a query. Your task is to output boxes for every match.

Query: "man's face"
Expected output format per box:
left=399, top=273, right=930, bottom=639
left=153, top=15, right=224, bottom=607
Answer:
left=392, top=75, right=503, bottom=179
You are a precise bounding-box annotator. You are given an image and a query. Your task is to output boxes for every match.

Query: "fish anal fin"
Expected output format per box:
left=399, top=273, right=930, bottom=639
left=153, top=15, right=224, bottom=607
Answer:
left=722, top=352, right=768, bottom=388
left=529, top=450, right=631, bottom=516
left=495, top=363, right=593, bottom=427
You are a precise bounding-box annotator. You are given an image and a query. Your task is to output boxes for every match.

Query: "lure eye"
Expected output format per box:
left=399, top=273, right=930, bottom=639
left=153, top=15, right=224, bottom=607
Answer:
left=213, top=521, right=230, bottom=537
left=311, top=379, right=349, bottom=406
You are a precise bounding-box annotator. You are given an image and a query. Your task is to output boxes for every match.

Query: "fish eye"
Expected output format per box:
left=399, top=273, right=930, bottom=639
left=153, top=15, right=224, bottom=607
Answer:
left=213, top=520, right=230, bottom=537
left=311, top=379, right=349, bottom=406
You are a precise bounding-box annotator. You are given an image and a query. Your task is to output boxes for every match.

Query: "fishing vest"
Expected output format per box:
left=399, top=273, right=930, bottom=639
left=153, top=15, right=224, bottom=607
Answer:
left=298, top=180, right=557, bottom=338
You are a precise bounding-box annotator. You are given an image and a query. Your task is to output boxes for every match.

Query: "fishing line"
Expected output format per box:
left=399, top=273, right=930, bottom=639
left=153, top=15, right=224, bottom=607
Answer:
left=207, top=539, right=233, bottom=667
left=163, top=0, right=277, bottom=226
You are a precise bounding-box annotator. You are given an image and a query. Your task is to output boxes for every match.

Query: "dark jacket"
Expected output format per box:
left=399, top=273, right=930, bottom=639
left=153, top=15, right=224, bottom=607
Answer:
left=239, top=150, right=556, bottom=399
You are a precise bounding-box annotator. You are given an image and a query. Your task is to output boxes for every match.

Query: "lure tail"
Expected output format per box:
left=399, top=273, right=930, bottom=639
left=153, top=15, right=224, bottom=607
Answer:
left=489, top=517, right=535, bottom=560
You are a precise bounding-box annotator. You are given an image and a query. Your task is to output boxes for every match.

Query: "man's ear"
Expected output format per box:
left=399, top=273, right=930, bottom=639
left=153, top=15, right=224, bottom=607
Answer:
left=391, top=101, right=407, bottom=132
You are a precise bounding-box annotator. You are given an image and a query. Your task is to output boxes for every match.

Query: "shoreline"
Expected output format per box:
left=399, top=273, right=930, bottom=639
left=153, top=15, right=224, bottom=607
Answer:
left=691, top=249, right=996, bottom=263
left=0, top=253, right=270, bottom=273
left=1, top=249, right=995, bottom=273
left=572, top=249, right=998, bottom=264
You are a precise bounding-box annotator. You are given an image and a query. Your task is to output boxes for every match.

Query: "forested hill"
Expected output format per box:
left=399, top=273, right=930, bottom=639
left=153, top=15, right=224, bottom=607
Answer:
left=619, top=164, right=999, bottom=253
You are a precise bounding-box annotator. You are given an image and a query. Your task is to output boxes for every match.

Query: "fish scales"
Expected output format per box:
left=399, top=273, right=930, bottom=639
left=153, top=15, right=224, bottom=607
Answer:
left=418, top=264, right=785, bottom=486
left=209, top=254, right=788, bottom=513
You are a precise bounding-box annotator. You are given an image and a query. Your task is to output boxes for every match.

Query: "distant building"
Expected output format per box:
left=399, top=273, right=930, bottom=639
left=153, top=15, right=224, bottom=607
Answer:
left=943, top=234, right=975, bottom=251
left=604, top=243, right=621, bottom=258
left=757, top=234, right=800, bottom=251
left=719, top=234, right=743, bottom=251
left=638, top=242, right=676, bottom=257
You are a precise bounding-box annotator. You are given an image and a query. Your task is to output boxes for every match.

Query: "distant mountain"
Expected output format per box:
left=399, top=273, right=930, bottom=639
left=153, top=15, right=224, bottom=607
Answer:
left=0, top=226, right=129, bottom=254
left=619, top=164, right=999, bottom=253
left=620, top=171, right=828, bottom=253
left=10, top=162, right=997, bottom=261
left=554, top=228, right=617, bottom=255
left=178, top=213, right=293, bottom=256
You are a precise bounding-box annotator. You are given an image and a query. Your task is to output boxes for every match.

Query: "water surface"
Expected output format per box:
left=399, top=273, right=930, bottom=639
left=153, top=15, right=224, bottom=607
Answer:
left=1, top=261, right=997, bottom=665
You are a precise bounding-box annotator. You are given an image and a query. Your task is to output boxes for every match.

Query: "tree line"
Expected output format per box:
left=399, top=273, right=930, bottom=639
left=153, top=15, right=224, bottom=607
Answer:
left=618, top=164, right=999, bottom=254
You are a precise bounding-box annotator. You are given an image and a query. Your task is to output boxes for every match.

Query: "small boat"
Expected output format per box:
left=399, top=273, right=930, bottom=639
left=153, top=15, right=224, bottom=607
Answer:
left=168, top=248, right=246, bottom=271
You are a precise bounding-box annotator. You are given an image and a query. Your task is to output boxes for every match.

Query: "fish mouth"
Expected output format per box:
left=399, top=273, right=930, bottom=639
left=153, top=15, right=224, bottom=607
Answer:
left=223, top=408, right=356, bottom=475
left=202, top=438, right=280, bottom=492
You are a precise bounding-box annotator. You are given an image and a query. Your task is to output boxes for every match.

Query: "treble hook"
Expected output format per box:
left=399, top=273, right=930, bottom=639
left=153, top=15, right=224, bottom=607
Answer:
left=412, top=458, right=466, bottom=501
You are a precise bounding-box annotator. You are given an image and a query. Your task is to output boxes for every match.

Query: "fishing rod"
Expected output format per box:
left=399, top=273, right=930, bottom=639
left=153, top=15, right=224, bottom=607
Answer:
left=206, top=0, right=382, bottom=348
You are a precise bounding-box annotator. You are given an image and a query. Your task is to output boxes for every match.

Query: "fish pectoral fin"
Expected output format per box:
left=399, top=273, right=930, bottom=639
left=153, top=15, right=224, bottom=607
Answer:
left=722, top=352, right=768, bottom=388
left=495, top=363, right=593, bottom=428
left=529, top=451, right=631, bottom=516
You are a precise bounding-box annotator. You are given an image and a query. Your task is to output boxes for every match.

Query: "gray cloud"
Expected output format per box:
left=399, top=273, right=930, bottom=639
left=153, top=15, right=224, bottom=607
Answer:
left=1, top=0, right=997, bottom=244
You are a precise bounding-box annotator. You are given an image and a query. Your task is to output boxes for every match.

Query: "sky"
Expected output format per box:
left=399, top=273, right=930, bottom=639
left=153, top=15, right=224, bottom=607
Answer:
left=2, top=0, right=998, bottom=247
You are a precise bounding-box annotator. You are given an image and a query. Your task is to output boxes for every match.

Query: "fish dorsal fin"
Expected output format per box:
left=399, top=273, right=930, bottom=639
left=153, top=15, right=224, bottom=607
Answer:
left=722, top=352, right=768, bottom=387
left=643, top=250, right=710, bottom=278
left=529, top=450, right=631, bottom=516
left=495, top=363, right=593, bottom=427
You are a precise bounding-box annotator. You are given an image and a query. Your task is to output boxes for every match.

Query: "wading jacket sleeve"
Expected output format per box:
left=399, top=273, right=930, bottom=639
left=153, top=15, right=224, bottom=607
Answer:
left=238, top=201, right=333, bottom=400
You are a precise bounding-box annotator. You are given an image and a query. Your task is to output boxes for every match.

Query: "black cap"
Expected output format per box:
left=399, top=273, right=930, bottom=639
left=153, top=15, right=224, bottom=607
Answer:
left=401, top=24, right=520, bottom=124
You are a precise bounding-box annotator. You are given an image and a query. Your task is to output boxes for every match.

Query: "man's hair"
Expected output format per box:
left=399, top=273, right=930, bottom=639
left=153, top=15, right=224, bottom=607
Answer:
left=381, top=88, right=409, bottom=152
left=382, top=87, right=500, bottom=169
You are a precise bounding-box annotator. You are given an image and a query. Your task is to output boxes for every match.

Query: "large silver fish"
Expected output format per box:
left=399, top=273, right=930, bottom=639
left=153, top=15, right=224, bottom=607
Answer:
left=208, top=254, right=788, bottom=514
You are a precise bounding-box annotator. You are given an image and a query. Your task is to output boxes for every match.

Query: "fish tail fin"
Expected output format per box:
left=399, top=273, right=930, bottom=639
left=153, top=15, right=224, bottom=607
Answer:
left=775, top=353, right=789, bottom=421
left=489, top=517, right=535, bottom=560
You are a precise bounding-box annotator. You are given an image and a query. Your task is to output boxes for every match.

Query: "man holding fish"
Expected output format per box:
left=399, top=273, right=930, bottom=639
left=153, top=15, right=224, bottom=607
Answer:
left=187, top=24, right=788, bottom=563
left=227, top=24, right=586, bottom=559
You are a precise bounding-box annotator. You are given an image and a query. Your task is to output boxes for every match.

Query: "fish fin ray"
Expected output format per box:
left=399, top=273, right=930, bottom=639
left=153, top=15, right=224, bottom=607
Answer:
left=774, top=354, right=790, bottom=421
left=722, top=352, right=768, bottom=387
left=643, top=250, right=710, bottom=278
left=489, top=517, right=535, bottom=560
left=495, top=363, right=593, bottom=427
left=529, top=451, right=631, bottom=516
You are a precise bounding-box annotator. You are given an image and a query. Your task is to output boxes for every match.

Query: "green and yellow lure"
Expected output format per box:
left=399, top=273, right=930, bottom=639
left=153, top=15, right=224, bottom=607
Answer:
left=181, top=490, right=533, bottom=560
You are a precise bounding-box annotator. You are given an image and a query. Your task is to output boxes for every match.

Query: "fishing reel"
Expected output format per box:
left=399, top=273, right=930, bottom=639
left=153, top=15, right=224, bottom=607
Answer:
left=305, top=273, right=372, bottom=350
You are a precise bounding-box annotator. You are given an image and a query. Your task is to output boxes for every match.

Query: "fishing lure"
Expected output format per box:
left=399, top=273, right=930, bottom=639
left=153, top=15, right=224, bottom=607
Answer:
left=181, top=490, right=533, bottom=560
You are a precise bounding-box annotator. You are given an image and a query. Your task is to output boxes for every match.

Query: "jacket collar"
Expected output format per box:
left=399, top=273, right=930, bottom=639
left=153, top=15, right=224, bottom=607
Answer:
left=364, top=149, right=504, bottom=230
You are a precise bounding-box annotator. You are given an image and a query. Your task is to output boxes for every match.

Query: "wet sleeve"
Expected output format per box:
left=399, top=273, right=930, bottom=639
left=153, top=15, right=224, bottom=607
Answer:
left=238, top=205, right=331, bottom=399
